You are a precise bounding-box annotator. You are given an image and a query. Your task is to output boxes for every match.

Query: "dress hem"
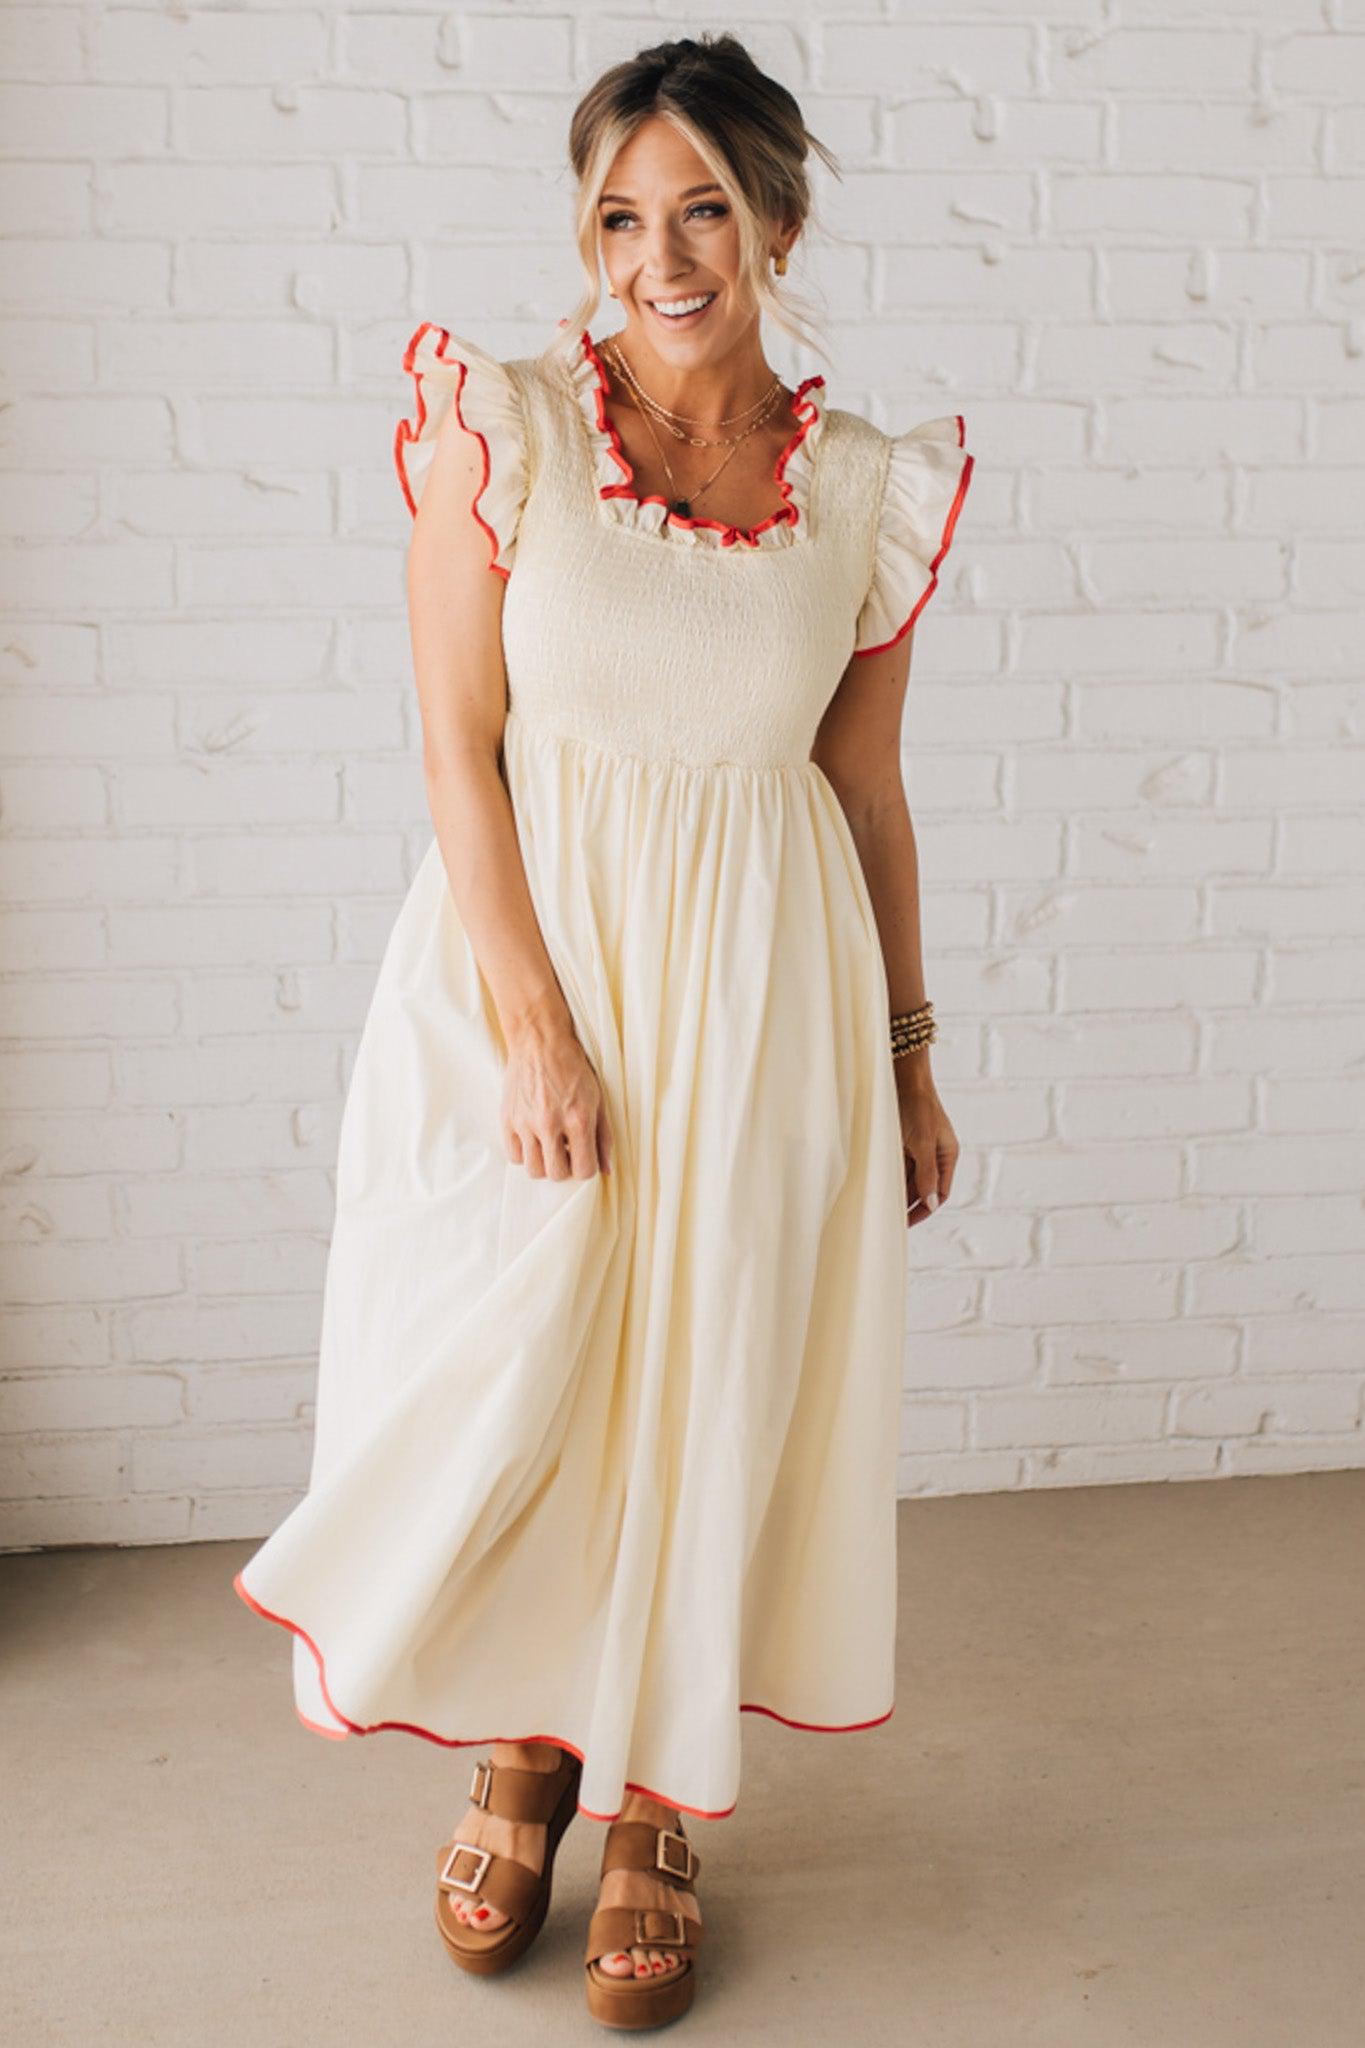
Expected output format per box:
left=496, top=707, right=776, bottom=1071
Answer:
left=233, top=1569, right=894, bottom=1823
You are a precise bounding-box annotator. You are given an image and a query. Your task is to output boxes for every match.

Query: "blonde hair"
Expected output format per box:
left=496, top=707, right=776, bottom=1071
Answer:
left=539, top=33, right=839, bottom=380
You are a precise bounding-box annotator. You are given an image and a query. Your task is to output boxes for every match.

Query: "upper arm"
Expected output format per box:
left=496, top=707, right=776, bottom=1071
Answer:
left=406, top=404, right=511, bottom=778
left=814, top=410, right=976, bottom=820
left=811, top=632, right=915, bottom=826
left=394, top=324, right=530, bottom=780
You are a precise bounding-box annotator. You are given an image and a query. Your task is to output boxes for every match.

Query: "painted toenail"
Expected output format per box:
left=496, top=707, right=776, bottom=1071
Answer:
left=474, top=1907, right=489, bottom=1921
left=636, top=1964, right=648, bottom=1975
left=653, top=1960, right=665, bottom=1971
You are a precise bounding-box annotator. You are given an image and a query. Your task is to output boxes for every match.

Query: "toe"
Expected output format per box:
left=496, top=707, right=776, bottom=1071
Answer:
left=599, top=1950, right=634, bottom=1977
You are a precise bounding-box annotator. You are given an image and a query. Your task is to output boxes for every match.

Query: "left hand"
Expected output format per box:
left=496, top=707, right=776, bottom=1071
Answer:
left=895, top=1062, right=959, bottom=1229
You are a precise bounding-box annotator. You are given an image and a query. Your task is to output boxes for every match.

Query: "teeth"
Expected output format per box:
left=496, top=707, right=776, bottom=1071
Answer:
left=652, top=293, right=715, bottom=316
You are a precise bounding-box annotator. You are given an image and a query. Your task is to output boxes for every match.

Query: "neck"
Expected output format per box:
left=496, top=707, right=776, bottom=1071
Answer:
left=604, top=327, right=778, bottom=423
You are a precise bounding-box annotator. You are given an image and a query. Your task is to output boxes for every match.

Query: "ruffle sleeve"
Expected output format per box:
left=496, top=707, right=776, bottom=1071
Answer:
left=393, top=321, right=528, bottom=577
left=852, top=415, right=974, bottom=657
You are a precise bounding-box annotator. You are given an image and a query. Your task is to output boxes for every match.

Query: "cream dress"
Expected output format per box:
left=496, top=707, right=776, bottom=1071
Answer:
left=234, top=320, right=974, bottom=1821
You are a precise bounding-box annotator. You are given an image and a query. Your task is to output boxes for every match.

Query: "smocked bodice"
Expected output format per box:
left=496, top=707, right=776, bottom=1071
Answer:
left=502, top=359, right=893, bottom=767
left=395, top=323, right=975, bottom=771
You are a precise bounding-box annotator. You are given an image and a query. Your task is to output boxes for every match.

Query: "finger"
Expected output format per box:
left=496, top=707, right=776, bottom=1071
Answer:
left=523, top=1130, right=546, bottom=1179
left=562, top=1108, right=597, bottom=1180
left=543, top=1126, right=572, bottom=1181
left=938, top=1144, right=959, bottom=1203
left=903, top=1151, right=921, bottom=1207
left=910, top=1145, right=941, bottom=1213
left=597, top=1101, right=613, bottom=1176
left=904, top=1168, right=935, bottom=1227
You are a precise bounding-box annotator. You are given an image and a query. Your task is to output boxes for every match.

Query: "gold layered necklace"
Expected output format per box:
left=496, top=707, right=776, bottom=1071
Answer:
left=600, top=336, right=787, bottom=521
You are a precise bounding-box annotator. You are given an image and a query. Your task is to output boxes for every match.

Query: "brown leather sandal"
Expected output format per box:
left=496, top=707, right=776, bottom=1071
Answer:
left=583, top=1814, right=702, bottom=2030
left=434, top=1746, right=582, bottom=1976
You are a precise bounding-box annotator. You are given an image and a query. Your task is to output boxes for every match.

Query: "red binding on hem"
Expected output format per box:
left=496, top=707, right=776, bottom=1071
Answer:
left=577, top=329, right=826, bottom=551
left=852, top=414, right=974, bottom=658
left=393, top=321, right=512, bottom=583
left=233, top=1569, right=894, bottom=1824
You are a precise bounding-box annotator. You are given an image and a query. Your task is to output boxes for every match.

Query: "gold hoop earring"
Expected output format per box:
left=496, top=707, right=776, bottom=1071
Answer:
left=773, top=251, right=788, bottom=276
left=605, top=283, right=617, bottom=298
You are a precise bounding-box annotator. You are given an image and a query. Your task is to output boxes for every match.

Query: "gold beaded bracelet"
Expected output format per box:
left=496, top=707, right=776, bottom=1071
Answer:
left=890, top=1000, right=936, bottom=1060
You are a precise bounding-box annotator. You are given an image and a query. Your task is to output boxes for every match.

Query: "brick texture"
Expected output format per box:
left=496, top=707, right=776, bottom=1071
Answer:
left=1, top=6, right=1362, bottom=1545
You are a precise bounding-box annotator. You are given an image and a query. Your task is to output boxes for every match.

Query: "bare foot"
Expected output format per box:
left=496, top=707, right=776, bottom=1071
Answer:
left=589, top=1790, right=700, bottom=1983
left=443, top=1739, right=568, bottom=1931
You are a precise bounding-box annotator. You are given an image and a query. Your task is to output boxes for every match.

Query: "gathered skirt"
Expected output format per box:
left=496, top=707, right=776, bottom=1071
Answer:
left=233, top=710, right=907, bottom=1819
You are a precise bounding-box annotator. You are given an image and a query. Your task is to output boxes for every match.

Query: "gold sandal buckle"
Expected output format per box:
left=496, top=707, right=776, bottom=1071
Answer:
left=469, top=1759, right=493, bottom=1808
left=439, top=1840, right=492, bottom=1894
left=635, top=1908, right=687, bottom=1947
left=655, top=1828, right=695, bottom=1882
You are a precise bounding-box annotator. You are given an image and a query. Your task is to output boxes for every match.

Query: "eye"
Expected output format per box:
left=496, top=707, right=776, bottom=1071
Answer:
left=602, top=202, right=729, bottom=232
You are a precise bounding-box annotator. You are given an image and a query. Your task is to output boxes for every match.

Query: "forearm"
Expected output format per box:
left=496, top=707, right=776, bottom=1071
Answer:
left=424, top=747, right=575, bottom=1050
left=844, top=791, right=937, bottom=1088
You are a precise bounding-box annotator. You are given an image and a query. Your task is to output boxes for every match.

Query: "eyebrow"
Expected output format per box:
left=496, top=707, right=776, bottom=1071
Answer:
left=598, top=183, right=724, bottom=206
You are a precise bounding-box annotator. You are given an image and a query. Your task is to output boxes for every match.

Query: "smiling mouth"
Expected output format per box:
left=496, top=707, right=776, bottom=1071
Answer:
left=646, top=291, right=719, bottom=320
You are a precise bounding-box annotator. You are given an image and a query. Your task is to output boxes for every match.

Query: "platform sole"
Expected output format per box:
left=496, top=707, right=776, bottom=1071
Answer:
left=435, top=1756, right=581, bottom=1978
left=584, top=1956, right=696, bottom=2030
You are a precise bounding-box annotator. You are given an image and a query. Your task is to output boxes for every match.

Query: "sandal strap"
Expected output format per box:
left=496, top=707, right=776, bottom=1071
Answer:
left=437, top=1839, right=544, bottom=1924
left=463, top=1753, right=577, bottom=1823
left=585, top=1903, right=703, bottom=1964
left=435, top=1753, right=579, bottom=1928
left=601, top=1820, right=701, bottom=1886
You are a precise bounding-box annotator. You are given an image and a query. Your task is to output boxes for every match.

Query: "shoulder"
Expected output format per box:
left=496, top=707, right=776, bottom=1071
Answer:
left=822, top=399, right=883, bottom=442
left=825, top=400, right=970, bottom=469
left=819, top=399, right=887, bottom=460
left=502, top=341, right=577, bottom=416
left=836, top=400, right=974, bottom=528
left=399, top=322, right=543, bottom=434
left=848, top=406, right=976, bottom=656
left=812, top=401, right=893, bottom=520
left=395, top=322, right=530, bottom=552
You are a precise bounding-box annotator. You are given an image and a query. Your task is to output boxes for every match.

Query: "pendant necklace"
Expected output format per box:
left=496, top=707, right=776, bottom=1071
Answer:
left=601, top=338, right=786, bottom=521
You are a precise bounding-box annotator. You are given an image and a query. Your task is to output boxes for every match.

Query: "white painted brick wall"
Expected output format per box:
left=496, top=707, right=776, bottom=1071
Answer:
left=2, top=4, right=1363, bottom=1547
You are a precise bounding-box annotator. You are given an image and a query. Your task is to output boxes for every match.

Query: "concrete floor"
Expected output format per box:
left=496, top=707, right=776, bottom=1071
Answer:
left=2, top=1470, right=1362, bottom=2047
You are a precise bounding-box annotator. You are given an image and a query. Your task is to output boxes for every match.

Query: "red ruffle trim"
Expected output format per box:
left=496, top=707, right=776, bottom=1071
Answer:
left=233, top=1569, right=893, bottom=1823
left=852, top=414, right=974, bottom=658
left=577, top=328, right=826, bottom=551
left=393, top=320, right=511, bottom=582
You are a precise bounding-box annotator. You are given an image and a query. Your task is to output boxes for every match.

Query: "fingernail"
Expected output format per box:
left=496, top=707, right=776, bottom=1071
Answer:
left=923, top=1190, right=939, bottom=1211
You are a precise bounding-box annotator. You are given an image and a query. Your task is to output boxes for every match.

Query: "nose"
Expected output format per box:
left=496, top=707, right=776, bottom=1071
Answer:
left=640, top=218, right=694, bottom=289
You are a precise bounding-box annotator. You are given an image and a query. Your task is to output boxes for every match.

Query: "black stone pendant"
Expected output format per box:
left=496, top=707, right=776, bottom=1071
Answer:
left=672, top=498, right=692, bottom=519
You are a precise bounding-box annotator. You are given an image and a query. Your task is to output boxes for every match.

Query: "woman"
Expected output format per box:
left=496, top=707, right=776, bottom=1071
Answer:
left=234, top=31, right=971, bottom=2032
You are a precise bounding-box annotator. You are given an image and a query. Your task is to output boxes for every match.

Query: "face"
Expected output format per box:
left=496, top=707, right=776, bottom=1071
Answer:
left=597, top=115, right=792, bottom=359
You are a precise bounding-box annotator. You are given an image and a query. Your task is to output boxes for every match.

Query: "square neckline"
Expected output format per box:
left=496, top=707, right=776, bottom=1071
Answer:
left=563, top=327, right=827, bottom=553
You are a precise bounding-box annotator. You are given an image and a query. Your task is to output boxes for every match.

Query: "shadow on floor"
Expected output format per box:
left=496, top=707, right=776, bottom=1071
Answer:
left=2, top=1471, right=1362, bottom=2046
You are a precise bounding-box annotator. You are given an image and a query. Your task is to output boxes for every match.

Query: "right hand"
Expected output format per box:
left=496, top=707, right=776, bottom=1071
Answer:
left=501, top=1023, right=614, bottom=1181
